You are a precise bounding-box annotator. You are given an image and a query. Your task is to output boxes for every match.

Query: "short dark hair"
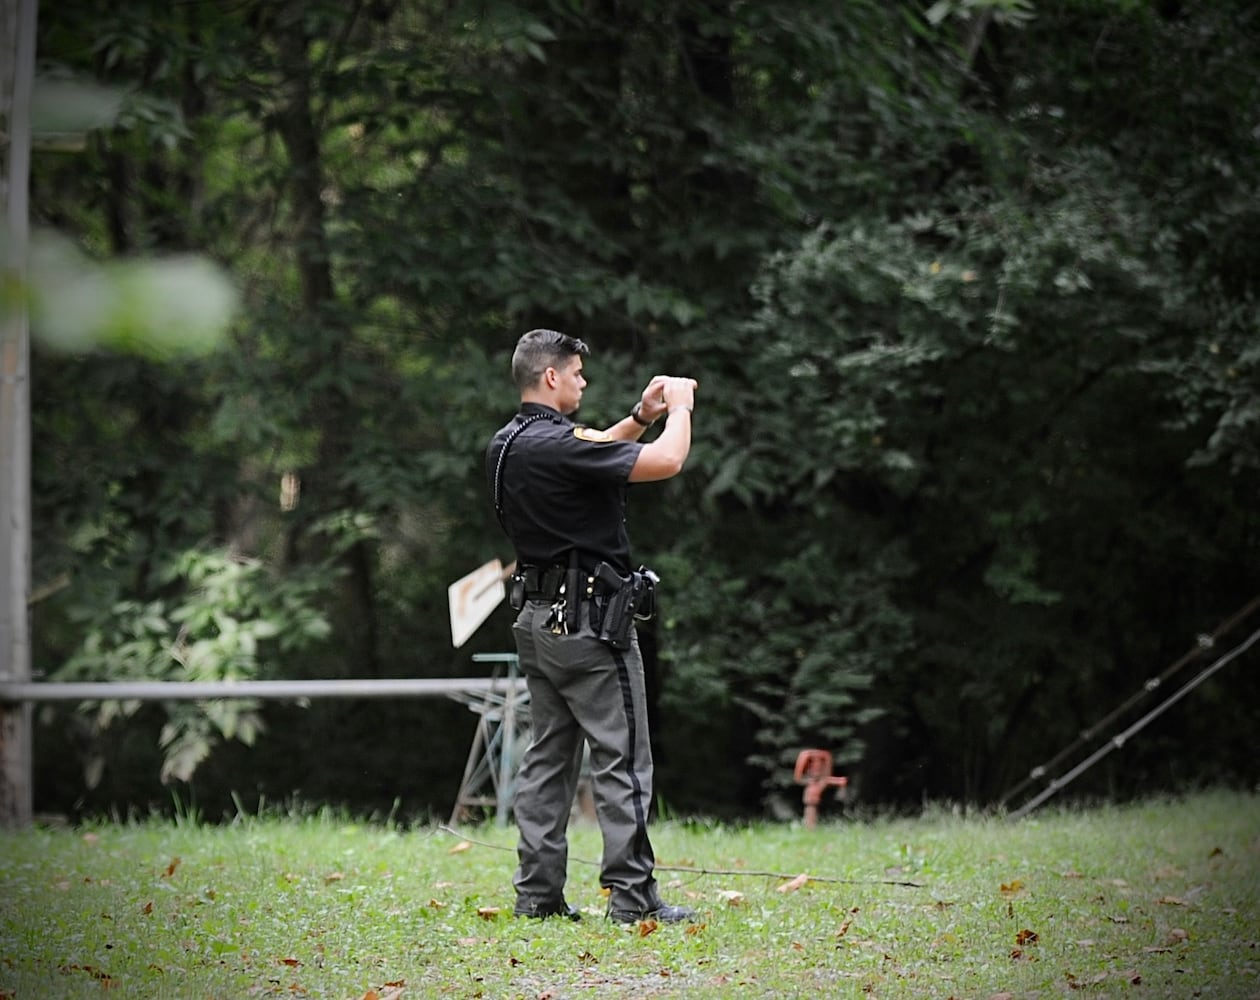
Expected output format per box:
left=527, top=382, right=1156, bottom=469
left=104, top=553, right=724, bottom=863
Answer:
left=511, top=328, right=589, bottom=389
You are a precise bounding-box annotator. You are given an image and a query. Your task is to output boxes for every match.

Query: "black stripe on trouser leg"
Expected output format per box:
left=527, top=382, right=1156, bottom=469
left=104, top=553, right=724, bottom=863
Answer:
left=611, top=645, right=651, bottom=862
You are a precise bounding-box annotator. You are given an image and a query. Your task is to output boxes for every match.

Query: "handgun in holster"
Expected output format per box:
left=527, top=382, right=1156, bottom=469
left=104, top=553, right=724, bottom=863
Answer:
left=592, top=563, right=659, bottom=651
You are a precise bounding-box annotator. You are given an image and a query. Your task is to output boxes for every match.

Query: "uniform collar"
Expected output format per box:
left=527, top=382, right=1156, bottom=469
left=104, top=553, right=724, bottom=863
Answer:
left=519, top=401, right=568, bottom=422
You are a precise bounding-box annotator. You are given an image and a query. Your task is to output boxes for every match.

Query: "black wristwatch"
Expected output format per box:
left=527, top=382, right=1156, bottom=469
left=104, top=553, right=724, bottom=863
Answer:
left=630, top=401, right=655, bottom=427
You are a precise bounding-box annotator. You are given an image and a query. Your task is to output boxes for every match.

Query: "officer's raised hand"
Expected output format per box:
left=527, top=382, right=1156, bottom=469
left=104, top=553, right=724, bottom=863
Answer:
left=660, top=376, right=697, bottom=413
left=629, top=375, right=697, bottom=483
left=635, top=375, right=671, bottom=425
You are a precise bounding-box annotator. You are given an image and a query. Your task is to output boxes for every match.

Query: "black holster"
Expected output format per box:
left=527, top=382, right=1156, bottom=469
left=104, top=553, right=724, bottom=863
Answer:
left=592, top=562, right=659, bottom=650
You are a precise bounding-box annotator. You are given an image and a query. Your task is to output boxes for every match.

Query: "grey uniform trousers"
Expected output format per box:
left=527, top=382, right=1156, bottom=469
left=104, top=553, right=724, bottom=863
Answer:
left=511, top=598, right=661, bottom=915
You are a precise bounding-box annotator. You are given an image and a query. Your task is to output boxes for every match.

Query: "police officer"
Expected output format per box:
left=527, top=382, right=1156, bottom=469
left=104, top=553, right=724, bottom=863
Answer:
left=486, top=328, right=698, bottom=924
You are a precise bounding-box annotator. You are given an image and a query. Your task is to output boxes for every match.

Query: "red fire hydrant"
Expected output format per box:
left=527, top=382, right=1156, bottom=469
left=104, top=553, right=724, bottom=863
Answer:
left=793, top=749, right=848, bottom=829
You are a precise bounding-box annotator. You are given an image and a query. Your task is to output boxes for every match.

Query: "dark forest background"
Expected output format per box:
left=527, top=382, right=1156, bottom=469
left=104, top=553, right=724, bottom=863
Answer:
left=26, top=0, right=1260, bottom=822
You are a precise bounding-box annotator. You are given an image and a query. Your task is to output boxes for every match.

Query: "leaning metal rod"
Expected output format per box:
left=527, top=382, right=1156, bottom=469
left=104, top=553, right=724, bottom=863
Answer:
left=1008, top=623, right=1260, bottom=821
left=998, top=591, right=1260, bottom=808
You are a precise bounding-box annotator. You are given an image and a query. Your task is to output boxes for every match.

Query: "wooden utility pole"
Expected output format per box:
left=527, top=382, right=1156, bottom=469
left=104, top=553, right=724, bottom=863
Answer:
left=0, top=0, right=37, bottom=829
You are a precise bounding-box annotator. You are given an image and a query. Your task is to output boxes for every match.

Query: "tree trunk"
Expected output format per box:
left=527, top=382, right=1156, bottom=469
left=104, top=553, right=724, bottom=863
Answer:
left=271, top=0, right=379, bottom=676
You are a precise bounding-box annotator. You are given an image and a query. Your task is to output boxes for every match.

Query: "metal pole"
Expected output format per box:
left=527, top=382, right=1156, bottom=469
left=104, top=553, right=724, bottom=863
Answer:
left=1008, top=624, right=1260, bottom=821
left=496, top=655, right=519, bottom=826
left=0, top=0, right=37, bottom=830
left=474, top=653, right=523, bottom=827
left=998, top=593, right=1260, bottom=809
left=0, top=676, right=527, bottom=703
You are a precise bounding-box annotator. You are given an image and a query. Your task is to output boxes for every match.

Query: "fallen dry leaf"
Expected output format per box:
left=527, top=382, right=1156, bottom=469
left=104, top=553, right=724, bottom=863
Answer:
left=379, top=985, right=406, bottom=1000
left=777, top=873, right=810, bottom=894
left=988, top=993, right=1015, bottom=1000
left=1015, top=929, right=1039, bottom=947
left=636, top=919, right=659, bottom=937
left=1163, top=927, right=1189, bottom=945
left=476, top=906, right=501, bottom=920
left=1000, top=879, right=1024, bottom=895
left=716, top=889, right=745, bottom=906
left=448, top=841, right=472, bottom=854
left=426, top=898, right=446, bottom=910
left=280, top=957, right=301, bottom=968
left=59, top=965, right=119, bottom=989
left=324, top=872, right=345, bottom=884
left=1155, top=895, right=1186, bottom=906
left=161, top=857, right=181, bottom=879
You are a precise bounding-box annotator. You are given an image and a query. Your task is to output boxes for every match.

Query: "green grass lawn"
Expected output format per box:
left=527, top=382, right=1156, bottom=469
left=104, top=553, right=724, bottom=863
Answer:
left=1, top=789, right=1257, bottom=999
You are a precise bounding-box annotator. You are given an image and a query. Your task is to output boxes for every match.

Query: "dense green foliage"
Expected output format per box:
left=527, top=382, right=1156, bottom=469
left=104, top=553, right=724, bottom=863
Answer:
left=2, top=792, right=1258, bottom=997
left=26, top=0, right=1260, bottom=819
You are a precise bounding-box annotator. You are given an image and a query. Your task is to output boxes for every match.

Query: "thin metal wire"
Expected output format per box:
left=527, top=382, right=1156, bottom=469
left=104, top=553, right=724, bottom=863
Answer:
left=436, top=825, right=924, bottom=887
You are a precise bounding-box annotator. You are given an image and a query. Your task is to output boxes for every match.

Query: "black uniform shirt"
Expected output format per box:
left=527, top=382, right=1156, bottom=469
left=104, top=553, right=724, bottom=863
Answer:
left=486, top=402, right=643, bottom=574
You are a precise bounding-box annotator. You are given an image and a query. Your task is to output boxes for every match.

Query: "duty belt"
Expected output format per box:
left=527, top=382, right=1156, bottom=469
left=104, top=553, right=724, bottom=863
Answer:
left=520, top=564, right=568, bottom=601
left=518, top=563, right=620, bottom=601
left=512, top=561, right=659, bottom=648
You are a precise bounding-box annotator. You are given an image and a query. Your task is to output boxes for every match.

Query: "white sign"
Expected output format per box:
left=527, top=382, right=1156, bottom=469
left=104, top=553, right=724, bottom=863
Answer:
left=448, top=559, right=513, bottom=648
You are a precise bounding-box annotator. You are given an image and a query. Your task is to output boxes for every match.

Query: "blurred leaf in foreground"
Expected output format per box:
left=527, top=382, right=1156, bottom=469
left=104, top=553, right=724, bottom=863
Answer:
left=23, top=230, right=238, bottom=358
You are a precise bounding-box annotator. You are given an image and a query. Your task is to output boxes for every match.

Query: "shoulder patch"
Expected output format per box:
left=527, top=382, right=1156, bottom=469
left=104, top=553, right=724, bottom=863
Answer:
left=573, top=425, right=613, bottom=443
